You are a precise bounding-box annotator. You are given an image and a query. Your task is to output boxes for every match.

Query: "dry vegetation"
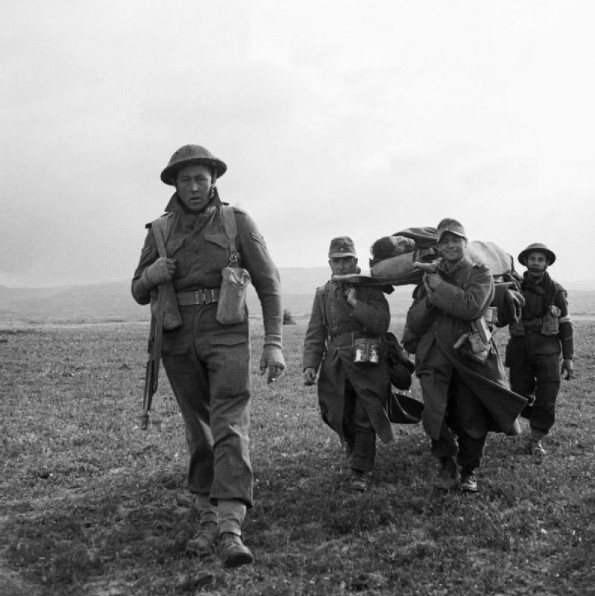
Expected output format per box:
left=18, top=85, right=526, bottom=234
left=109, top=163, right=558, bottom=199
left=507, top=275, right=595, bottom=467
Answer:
left=1, top=314, right=594, bottom=595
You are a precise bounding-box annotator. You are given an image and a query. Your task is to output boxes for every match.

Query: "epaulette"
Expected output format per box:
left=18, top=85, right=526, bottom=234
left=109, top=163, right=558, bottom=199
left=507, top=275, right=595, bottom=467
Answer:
left=145, top=212, right=170, bottom=229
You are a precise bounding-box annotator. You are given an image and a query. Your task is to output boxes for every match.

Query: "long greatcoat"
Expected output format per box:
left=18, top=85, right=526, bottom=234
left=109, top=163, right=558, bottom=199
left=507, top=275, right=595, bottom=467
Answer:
left=303, top=280, right=394, bottom=445
left=404, top=255, right=526, bottom=441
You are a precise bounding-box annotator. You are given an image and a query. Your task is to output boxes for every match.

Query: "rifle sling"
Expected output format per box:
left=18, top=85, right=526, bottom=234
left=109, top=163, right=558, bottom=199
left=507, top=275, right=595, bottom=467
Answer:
left=220, top=205, right=239, bottom=265
left=149, top=216, right=171, bottom=387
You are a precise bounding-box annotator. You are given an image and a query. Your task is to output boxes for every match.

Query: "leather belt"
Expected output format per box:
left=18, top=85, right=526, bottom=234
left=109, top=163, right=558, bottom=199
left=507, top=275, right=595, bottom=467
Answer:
left=329, top=330, right=368, bottom=347
left=176, top=289, right=220, bottom=306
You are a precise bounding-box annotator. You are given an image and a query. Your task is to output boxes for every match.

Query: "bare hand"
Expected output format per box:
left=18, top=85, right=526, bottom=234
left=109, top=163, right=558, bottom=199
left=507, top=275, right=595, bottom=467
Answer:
left=424, top=272, right=442, bottom=291
left=303, top=367, right=317, bottom=386
left=345, top=287, right=358, bottom=307
left=259, top=346, right=285, bottom=384
left=561, top=358, right=574, bottom=381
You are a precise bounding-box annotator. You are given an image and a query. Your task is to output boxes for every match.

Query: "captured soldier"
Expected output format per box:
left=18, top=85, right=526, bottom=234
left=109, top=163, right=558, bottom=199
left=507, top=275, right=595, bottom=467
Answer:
left=302, top=236, right=395, bottom=491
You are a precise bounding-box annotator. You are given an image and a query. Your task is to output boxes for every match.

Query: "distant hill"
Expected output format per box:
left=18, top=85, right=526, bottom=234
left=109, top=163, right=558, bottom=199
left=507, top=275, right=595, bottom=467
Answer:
left=1, top=269, right=594, bottom=325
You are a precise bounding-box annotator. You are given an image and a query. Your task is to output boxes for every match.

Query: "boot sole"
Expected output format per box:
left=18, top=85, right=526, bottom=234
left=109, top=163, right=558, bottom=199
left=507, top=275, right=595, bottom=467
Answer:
left=222, top=551, right=254, bottom=568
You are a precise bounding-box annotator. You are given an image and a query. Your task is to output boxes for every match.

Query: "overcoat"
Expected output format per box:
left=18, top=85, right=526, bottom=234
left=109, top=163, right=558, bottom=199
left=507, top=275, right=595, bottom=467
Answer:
left=303, top=280, right=394, bottom=444
left=405, top=255, right=526, bottom=440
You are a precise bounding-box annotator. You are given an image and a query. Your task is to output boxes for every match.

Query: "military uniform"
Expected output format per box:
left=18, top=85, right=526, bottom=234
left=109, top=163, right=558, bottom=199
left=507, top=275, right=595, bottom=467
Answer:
left=303, top=237, right=394, bottom=483
left=132, top=145, right=283, bottom=566
left=404, top=219, right=526, bottom=491
left=506, top=243, right=574, bottom=451
left=406, top=257, right=525, bottom=462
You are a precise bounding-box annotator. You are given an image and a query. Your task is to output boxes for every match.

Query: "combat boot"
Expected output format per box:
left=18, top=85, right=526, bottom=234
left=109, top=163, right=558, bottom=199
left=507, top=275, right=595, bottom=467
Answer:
left=351, top=469, right=373, bottom=492
left=529, top=438, right=547, bottom=458
left=528, top=430, right=547, bottom=459
left=433, top=456, right=459, bottom=491
left=218, top=532, right=253, bottom=568
left=459, top=469, right=478, bottom=493
left=185, top=521, right=219, bottom=557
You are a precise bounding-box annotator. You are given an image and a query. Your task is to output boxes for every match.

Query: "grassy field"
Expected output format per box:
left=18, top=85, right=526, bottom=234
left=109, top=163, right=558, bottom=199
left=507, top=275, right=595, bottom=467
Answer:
left=1, top=317, right=594, bottom=595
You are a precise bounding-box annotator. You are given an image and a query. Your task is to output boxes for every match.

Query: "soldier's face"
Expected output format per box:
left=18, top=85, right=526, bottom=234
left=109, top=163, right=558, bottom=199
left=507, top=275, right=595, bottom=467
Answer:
left=526, top=252, right=548, bottom=274
left=175, top=164, right=215, bottom=213
left=329, top=256, right=358, bottom=275
left=437, top=233, right=467, bottom=264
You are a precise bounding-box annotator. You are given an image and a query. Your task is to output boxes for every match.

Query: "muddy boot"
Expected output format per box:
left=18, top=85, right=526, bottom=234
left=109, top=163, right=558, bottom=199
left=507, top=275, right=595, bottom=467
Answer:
left=218, top=532, right=253, bottom=568
left=528, top=430, right=547, bottom=460
left=186, top=494, right=219, bottom=556
left=459, top=468, right=478, bottom=493
left=351, top=469, right=373, bottom=492
left=185, top=521, right=219, bottom=557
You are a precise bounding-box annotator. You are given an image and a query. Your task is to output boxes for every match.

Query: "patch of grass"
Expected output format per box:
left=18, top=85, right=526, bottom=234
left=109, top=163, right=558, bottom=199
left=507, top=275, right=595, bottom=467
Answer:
left=1, top=320, right=594, bottom=595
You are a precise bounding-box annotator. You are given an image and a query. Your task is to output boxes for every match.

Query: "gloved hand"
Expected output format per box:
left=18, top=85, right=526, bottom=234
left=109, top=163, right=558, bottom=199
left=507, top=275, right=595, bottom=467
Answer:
left=561, top=358, right=574, bottom=381
left=259, top=343, right=285, bottom=384
left=303, top=367, right=317, bottom=386
left=141, top=257, right=176, bottom=290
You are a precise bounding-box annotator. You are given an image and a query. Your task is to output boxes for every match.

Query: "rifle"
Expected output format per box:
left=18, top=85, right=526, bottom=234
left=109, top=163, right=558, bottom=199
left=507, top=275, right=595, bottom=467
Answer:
left=141, top=312, right=162, bottom=430
left=140, top=216, right=169, bottom=430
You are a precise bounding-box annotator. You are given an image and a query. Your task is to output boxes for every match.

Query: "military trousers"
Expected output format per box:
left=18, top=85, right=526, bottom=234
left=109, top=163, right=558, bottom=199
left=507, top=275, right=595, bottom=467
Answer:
left=423, top=367, right=488, bottom=472
left=343, top=382, right=376, bottom=472
left=161, top=304, right=253, bottom=507
left=507, top=335, right=561, bottom=436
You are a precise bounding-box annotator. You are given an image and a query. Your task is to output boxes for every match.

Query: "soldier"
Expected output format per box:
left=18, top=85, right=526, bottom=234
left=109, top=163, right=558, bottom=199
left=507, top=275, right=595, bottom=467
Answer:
left=506, top=243, right=574, bottom=458
left=403, top=218, right=526, bottom=493
left=302, top=237, right=395, bottom=491
left=132, top=144, right=285, bottom=568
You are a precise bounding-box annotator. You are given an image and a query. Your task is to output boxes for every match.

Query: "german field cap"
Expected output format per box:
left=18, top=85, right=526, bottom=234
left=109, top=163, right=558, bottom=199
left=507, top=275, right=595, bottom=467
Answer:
left=518, top=242, right=556, bottom=266
left=160, top=144, right=227, bottom=185
left=436, top=218, right=466, bottom=242
left=328, top=236, right=357, bottom=258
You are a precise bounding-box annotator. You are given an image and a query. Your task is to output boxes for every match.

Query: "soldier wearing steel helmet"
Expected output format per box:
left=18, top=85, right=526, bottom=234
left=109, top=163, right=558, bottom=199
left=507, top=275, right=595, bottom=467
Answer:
left=506, top=242, right=574, bottom=458
left=132, top=144, right=285, bottom=567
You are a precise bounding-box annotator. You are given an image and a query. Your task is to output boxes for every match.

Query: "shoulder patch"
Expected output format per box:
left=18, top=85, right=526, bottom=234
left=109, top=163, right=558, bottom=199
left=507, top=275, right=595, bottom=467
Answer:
left=250, top=231, right=267, bottom=246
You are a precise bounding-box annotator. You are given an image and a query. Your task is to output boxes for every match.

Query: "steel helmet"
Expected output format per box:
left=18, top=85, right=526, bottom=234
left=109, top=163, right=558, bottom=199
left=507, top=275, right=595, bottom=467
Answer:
left=160, top=144, right=227, bottom=185
left=518, top=242, right=556, bottom=266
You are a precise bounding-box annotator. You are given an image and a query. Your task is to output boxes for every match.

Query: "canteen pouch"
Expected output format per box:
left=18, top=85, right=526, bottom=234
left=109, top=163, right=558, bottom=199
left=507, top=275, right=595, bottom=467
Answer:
left=216, top=266, right=251, bottom=325
left=541, top=305, right=561, bottom=335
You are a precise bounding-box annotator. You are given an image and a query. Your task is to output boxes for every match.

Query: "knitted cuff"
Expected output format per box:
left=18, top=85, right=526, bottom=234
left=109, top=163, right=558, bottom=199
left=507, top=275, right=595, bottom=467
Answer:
left=140, top=269, right=155, bottom=292
left=264, top=334, right=282, bottom=348
left=559, top=321, right=574, bottom=360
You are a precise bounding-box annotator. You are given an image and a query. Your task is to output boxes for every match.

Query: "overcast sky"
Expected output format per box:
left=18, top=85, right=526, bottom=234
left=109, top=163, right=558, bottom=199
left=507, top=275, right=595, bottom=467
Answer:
left=1, top=0, right=594, bottom=288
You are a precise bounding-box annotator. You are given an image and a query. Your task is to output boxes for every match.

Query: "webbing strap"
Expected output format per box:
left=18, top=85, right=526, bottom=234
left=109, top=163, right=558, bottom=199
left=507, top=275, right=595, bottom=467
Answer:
left=220, top=206, right=239, bottom=266
left=151, top=216, right=169, bottom=259
left=148, top=216, right=171, bottom=383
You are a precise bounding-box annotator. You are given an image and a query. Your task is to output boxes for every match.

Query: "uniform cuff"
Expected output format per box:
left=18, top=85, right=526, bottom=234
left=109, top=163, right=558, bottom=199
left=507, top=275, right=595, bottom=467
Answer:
left=264, top=334, right=282, bottom=348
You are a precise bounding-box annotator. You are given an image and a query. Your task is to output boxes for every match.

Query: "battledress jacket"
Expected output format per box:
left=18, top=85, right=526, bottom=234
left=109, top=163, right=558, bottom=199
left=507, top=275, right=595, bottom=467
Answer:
left=405, top=255, right=527, bottom=440
left=131, top=193, right=282, bottom=340
left=303, top=280, right=395, bottom=444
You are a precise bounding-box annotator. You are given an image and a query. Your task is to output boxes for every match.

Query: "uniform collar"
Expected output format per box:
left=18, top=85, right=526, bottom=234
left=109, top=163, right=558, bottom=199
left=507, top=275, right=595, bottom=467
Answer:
left=164, top=189, right=223, bottom=214
left=437, top=254, right=471, bottom=275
